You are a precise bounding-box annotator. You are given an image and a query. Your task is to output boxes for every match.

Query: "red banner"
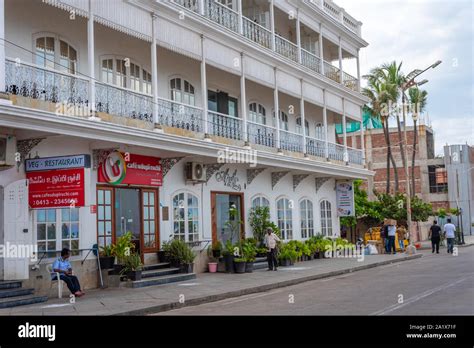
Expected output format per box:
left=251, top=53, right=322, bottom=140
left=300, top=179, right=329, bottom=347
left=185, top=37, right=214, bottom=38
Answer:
left=27, top=168, right=85, bottom=209
left=98, top=151, right=162, bottom=186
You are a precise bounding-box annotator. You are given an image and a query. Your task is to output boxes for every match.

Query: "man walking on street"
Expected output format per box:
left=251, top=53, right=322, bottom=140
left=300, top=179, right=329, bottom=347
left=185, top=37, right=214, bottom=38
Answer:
left=264, top=227, right=280, bottom=271
left=428, top=220, right=441, bottom=254
left=443, top=218, right=456, bottom=254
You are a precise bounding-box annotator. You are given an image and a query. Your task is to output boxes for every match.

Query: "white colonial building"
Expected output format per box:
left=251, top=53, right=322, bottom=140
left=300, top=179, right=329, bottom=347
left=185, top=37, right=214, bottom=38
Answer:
left=0, top=0, right=373, bottom=292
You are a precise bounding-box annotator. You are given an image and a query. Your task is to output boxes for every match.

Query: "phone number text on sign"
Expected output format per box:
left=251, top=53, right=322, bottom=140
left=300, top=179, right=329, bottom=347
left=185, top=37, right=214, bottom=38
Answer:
left=27, top=168, right=85, bottom=209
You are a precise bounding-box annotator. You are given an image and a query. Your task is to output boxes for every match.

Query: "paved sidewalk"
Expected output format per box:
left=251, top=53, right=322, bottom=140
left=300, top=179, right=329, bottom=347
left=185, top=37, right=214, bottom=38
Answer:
left=0, top=252, right=422, bottom=316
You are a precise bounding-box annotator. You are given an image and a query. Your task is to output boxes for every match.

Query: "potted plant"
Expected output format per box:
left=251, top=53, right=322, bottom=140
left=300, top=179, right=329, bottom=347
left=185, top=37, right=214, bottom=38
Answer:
left=278, top=243, right=297, bottom=267
left=256, top=246, right=268, bottom=258
left=99, top=245, right=115, bottom=270
left=222, top=240, right=236, bottom=273
left=242, top=239, right=257, bottom=273
left=301, top=242, right=312, bottom=261
left=206, top=245, right=218, bottom=273
left=233, top=257, right=246, bottom=274
left=211, top=240, right=222, bottom=258
left=121, top=253, right=143, bottom=281
left=169, top=239, right=195, bottom=273
left=158, top=240, right=171, bottom=263
left=111, top=232, right=136, bottom=274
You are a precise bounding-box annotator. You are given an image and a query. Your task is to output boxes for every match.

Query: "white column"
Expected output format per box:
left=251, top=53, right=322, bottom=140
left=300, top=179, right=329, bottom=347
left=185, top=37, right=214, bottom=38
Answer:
left=270, top=0, right=276, bottom=51
left=87, top=0, right=98, bottom=120
left=274, top=67, right=280, bottom=150
left=237, top=0, right=243, bottom=35
left=356, top=48, right=361, bottom=92
left=240, top=52, right=248, bottom=143
left=0, top=0, right=6, bottom=98
left=342, top=98, right=348, bottom=164
left=199, top=0, right=205, bottom=16
left=151, top=13, right=159, bottom=125
left=323, top=89, right=329, bottom=159
left=201, top=35, right=209, bottom=136
left=360, top=116, right=365, bottom=165
left=300, top=79, right=306, bottom=154
left=296, top=9, right=302, bottom=64
left=319, top=23, right=324, bottom=75
left=338, top=36, right=343, bottom=85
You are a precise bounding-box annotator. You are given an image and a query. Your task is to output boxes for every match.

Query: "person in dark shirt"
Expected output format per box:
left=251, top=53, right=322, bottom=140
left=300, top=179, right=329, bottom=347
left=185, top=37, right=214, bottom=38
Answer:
left=428, top=220, right=442, bottom=254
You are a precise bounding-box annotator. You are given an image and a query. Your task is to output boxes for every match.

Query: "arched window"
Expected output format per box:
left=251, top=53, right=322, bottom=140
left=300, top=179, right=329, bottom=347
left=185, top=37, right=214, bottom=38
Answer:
left=252, top=196, right=270, bottom=208
left=277, top=198, right=293, bottom=240
left=320, top=200, right=333, bottom=236
left=315, top=122, right=325, bottom=140
left=170, top=77, right=195, bottom=105
left=35, top=35, right=77, bottom=74
left=249, top=102, right=266, bottom=125
left=296, top=117, right=310, bottom=136
left=300, top=199, right=314, bottom=239
left=173, top=192, right=199, bottom=242
left=100, top=56, right=151, bottom=93
left=273, top=110, right=289, bottom=131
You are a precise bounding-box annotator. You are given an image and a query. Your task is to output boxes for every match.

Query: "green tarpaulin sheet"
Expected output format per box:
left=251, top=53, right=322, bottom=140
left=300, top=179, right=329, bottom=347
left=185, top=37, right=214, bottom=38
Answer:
left=335, top=108, right=383, bottom=134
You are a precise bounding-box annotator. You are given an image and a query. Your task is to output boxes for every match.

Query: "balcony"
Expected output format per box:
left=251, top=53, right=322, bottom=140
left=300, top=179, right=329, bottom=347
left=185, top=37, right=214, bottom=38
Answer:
left=170, top=0, right=360, bottom=92
left=5, top=58, right=364, bottom=166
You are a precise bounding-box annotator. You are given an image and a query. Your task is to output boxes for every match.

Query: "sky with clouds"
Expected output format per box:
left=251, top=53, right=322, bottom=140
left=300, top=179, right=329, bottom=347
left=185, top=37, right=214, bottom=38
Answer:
left=337, top=0, right=473, bottom=155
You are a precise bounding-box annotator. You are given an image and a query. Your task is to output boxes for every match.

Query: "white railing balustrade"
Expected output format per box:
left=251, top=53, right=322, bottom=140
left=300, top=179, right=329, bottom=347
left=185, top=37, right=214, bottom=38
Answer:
left=347, top=146, right=363, bottom=165
left=275, top=34, right=298, bottom=62
left=5, top=58, right=89, bottom=106
left=328, top=142, right=345, bottom=161
left=343, top=71, right=358, bottom=92
left=323, top=0, right=341, bottom=20
left=95, top=83, right=153, bottom=122
left=208, top=111, right=243, bottom=140
left=301, top=49, right=321, bottom=74
left=242, top=17, right=272, bottom=49
left=157, top=98, right=204, bottom=133
left=173, top=0, right=199, bottom=12
left=306, top=137, right=326, bottom=158
left=204, top=0, right=239, bottom=33
left=323, top=60, right=340, bottom=83
left=280, top=129, right=304, bottom=153
left=247, top=121, right=277, bottom=148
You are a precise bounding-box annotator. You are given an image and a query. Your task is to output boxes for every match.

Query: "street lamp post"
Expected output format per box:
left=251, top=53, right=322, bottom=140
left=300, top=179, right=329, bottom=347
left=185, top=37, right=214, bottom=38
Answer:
left=402, top=60, right=441, bottom=254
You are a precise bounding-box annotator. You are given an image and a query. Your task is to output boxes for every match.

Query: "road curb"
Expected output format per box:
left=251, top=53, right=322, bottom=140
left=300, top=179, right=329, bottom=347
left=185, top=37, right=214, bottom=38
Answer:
left=114, top=254, right=423, bottom=316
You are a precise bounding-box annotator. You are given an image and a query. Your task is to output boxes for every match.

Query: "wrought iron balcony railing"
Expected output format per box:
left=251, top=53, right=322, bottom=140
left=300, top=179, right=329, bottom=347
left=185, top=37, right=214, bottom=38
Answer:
left=208, top=110, right=243, bottom=140
left=247, top=121, right=277, bottom=148
left=275, top=34, right=298, bottom=62
left=347, top=146, right=363, bottom=165
left=157, top=98, right=204, bottom=133
left=328, top=141, right=346, bottom=162
left=301, top=49, right=321, bottom=74
left=242, top=17, right=272, bottom=49
left=280, top=129, right=304, bottom=153
left=306, top=137, right=326, bottom=158
left=204, top=0, right=238, bottom=33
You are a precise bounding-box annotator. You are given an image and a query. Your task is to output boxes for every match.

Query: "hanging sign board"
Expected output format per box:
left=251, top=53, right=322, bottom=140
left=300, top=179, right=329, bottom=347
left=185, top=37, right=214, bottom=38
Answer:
left=336, top=180, right=355, bottom=217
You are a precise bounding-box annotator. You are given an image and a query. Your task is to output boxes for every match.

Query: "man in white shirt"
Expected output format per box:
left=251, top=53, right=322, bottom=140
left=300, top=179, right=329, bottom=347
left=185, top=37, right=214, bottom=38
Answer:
left=264, top=227, right=280, bottom=271
left=443, top=218, right=456, bottom=254
left=386, top=224, right=397, bottom=254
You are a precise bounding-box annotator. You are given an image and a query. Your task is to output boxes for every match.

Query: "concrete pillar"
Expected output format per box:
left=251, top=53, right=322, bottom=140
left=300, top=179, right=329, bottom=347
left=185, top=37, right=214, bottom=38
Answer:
left=356, top=48, right=361, bottom=92
left=270, top=0, right=275, bottom=51
left=300, top=79, right=306, bottom=154
left=240, top=52, right=248, bottom=143
left=87, top=0, right=99, bottom=120
left=296, top=9, right=302, bottom=64
left=338, top=36, right=343, bottom=84
left=237, top=0, right=243, bottom=35
left=360, top=116, right=365, bottom=165
left=201, top=35, right=209, bottom=136
left=319, top=23, right=324, bottom=74
left=0, top=0, right=5, bottom=95
left=151, top=13, right=159, bottom=125
left=274, top=67, right=280, bottom=150
left=199, top=0, right=205, bottom=16
left=342, top=98, right=348, bottom=163
left=323, top=89, right=329, bottom=159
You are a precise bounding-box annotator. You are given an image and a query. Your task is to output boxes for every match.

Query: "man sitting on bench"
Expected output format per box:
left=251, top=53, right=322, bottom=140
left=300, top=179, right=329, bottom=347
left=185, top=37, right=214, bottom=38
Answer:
left=52, top=248, right=85, bottom=297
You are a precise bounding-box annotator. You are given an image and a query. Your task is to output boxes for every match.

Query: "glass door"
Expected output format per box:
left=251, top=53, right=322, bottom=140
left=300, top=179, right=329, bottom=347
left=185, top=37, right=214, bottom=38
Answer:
left=115, top=188, right=141, bottom=254
left=212, top=192, right=243, bottom=245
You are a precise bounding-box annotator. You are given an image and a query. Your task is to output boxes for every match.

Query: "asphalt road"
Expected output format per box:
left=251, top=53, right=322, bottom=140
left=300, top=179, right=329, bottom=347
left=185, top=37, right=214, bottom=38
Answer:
left=158, top=246, right=474, bottom=315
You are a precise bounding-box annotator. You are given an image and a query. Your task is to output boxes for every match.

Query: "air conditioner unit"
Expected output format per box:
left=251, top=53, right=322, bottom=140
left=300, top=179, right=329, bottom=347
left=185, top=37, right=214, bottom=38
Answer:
left=185, top=162, right=206, bottom=182
left=0, top=135, right=16, bottom=167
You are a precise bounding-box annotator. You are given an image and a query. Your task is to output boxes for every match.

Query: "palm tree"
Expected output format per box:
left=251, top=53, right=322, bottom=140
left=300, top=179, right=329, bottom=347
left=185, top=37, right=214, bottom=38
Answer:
left=408, top=87, right=428, bottom=197
left=362, top=70, right=399, bottom=193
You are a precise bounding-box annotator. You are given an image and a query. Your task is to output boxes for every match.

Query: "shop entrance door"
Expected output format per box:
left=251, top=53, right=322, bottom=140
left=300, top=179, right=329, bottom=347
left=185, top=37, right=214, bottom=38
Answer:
left=211, top=192, right=244, bottom=245
left=115, top=188, right=141, bottom=255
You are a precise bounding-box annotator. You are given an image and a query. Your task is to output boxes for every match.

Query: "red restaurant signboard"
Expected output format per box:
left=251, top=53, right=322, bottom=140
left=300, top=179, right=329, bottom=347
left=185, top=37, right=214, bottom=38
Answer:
left=27, top=168, right=85, bottom=209
left=98, top=151, right=162, bottom=186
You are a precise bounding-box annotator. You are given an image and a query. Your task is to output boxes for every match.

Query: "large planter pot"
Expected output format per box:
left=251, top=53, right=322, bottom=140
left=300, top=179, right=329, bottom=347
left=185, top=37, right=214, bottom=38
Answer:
left=212, top=250, right=221, bottom=258
left=245, top=262, right=254, bottom=273
left=179, top=263, right=194, bottom=274
left=223, top=254, right=235, bottom=273
left=234, top=261, right=246, bottom=274
left=279, top=259, right=291, bottom=267
left=99, top=256, right=115, bottom=270
left=127, top=270, right=142, bottom=281
left=208, top=262, right=218, bottom=273
left=157, top=251, right=170, bottom=263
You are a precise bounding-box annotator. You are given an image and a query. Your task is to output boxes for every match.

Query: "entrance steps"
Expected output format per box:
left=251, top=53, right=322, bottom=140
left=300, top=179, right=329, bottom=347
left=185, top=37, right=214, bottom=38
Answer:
left=127, top=263, right=196, bottom=288
left=0, top=281, right=48, bottom=309
left=253, top=256, right=269, bottom=270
